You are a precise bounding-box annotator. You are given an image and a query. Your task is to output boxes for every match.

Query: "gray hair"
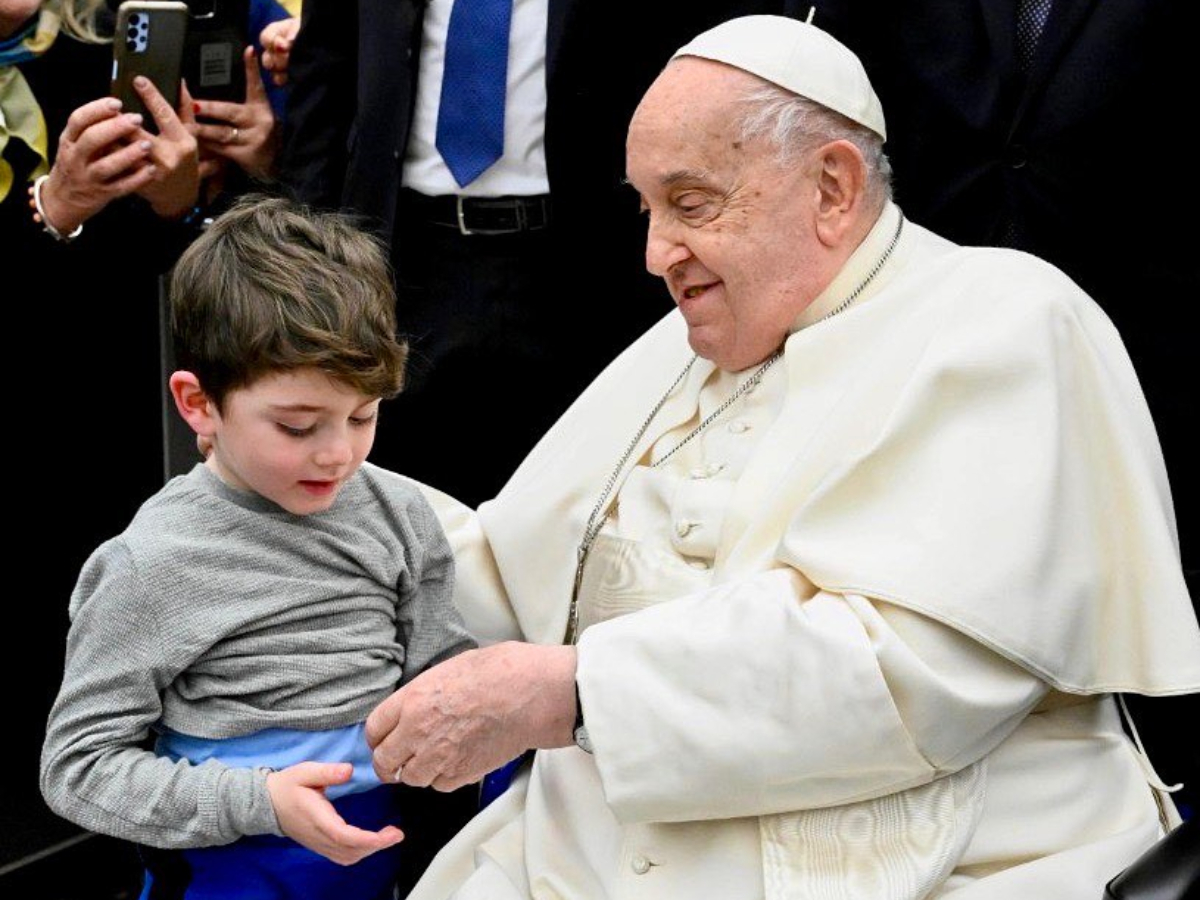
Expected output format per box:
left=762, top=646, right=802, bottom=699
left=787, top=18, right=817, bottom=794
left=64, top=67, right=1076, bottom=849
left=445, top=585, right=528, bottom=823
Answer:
left=736, top=81, right=893, bottom=211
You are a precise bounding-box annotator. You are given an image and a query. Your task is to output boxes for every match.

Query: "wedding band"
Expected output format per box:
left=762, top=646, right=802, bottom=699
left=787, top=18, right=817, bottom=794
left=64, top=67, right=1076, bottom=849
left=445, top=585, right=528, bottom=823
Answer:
left=229, top=126, right=239, bottom=144
left=392, top=764, right=404, bottom=782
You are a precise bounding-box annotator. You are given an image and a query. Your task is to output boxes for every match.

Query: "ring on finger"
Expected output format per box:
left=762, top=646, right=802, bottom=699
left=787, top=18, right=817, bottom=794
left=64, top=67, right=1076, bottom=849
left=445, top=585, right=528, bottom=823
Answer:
left=228, top=126, right=240, bottom=144
left=392, top=764, right=404, bottom=782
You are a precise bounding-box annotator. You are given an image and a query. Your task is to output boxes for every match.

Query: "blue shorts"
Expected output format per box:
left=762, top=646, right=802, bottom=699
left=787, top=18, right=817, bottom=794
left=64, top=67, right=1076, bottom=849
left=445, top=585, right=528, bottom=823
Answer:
left=137, top=783, right=404, bottom=900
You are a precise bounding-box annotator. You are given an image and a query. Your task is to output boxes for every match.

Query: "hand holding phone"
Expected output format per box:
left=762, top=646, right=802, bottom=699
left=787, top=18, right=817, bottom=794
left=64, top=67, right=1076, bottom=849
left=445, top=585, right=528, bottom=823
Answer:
left=189, top=45, right=280, bottom=182
left=111, top=1, right=189, bottom=133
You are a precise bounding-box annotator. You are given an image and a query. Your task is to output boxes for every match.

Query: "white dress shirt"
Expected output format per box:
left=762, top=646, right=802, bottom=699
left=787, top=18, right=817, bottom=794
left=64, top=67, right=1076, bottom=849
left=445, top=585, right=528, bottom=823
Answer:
left=402, top=0, right=551, bottom=197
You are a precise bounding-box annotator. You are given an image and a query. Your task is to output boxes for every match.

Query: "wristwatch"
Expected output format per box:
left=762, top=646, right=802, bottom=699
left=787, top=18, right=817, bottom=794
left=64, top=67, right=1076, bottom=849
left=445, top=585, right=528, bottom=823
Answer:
left=573, top=681, right=593, bottom=754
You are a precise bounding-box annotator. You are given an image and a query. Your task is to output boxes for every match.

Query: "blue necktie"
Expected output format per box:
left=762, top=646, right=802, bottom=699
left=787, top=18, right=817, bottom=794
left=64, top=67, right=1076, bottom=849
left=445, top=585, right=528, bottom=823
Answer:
left=436, top=0, right=513, bottom=187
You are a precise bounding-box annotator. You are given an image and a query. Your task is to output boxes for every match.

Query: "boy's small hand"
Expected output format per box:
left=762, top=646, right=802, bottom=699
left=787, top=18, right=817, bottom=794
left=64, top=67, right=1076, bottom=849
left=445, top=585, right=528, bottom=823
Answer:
left=266, top=762, right=404, bottom=865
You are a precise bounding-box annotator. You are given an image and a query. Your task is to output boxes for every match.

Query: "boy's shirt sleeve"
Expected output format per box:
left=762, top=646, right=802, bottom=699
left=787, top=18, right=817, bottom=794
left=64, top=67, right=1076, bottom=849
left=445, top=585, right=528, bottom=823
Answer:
left=39, top=538, right=282, bottom=847
left=396, top=496, right=478, bottom=686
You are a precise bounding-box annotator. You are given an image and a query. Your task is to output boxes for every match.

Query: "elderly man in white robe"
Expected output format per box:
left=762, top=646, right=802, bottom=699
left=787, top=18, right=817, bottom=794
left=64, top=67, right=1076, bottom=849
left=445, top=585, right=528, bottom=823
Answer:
left=359, top=15, right=1200, bottom=900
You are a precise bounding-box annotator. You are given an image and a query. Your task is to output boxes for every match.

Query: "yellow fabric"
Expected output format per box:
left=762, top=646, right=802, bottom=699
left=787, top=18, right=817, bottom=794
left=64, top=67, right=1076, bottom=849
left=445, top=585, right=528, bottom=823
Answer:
left=0, top=9, right=60, bottom=202
left=278, top=0, right=302, bottom=20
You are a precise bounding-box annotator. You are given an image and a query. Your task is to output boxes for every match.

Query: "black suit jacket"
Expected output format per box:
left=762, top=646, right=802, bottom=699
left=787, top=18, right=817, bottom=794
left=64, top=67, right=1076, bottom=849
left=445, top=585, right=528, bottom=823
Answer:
left=815, top=0, right=1193, bottom=282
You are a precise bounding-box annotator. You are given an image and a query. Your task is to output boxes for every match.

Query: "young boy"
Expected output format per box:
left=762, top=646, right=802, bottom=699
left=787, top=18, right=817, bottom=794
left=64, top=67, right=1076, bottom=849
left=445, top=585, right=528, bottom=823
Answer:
left=39, top=195, right=476, bottom=900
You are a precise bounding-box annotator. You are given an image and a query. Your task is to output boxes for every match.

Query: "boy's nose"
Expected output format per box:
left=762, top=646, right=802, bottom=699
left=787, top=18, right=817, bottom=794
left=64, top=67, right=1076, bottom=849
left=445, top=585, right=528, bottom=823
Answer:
left=315, top=434, right=354, bottom=468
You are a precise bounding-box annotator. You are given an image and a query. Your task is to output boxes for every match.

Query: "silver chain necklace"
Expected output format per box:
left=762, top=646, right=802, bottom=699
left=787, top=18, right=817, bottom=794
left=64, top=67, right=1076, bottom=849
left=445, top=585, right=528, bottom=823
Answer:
left=566, top=211, right=905, bottom=643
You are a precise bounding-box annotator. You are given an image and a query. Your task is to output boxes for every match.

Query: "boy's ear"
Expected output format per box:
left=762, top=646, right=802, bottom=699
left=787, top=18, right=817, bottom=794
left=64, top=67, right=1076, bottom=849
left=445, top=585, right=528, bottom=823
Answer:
left=169, top=371, right=218, bottom=437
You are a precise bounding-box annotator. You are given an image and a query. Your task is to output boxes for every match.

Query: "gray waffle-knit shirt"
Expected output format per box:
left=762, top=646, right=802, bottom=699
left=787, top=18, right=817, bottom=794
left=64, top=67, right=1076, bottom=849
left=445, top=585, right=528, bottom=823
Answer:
left=40, top=461, right=476, bottom=848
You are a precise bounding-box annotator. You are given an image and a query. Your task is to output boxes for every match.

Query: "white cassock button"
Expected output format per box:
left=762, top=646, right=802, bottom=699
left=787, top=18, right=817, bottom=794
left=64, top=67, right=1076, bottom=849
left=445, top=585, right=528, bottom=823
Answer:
left=727, top=421, right=751, bottom=434
left=631, top=854, right=652, bottom=875
left=675, top=521, right=696, bottom=538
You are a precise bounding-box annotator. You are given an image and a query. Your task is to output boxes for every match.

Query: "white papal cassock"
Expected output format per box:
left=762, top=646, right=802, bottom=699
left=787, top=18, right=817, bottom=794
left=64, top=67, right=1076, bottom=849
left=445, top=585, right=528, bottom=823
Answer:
left=411, top=202, right=1200, bottom=900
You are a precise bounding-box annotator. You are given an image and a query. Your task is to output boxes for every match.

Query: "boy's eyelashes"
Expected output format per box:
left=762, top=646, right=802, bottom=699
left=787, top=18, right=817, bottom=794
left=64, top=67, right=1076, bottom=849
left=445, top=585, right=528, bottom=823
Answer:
left=277, top=423, right=314, bottom=437
left=275, top=413, right=378, bottom=438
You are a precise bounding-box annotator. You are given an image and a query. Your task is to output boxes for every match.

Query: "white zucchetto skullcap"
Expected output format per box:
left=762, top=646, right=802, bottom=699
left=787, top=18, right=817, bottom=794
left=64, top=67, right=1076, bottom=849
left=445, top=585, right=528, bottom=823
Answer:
left=671, top=14, right=887, bottom=141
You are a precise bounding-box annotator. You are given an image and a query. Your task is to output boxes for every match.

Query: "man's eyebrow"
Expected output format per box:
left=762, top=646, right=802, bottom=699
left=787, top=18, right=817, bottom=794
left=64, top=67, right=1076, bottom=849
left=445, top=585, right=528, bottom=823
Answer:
left=620, top=170, right=707, bottom=189
left=660, top=169, right=706, bottom=187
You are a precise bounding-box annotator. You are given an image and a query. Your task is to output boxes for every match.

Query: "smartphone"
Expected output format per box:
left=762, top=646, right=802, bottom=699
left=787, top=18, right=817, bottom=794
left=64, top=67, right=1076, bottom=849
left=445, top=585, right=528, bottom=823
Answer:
left=111, top=1, right=189, bottom=133
left=182, top=0, right=249, bottom=104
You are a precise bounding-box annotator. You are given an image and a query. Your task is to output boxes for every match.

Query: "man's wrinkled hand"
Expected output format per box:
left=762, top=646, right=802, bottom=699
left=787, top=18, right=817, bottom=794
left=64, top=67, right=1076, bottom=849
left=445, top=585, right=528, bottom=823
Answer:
left=365, top=642, right=578, bottom=792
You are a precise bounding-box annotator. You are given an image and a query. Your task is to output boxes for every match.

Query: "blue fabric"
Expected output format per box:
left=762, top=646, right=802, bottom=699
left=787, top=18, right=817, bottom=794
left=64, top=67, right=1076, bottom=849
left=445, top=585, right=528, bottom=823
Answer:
left=434, top=0, right=513, bottom=186
left=478, top=752, right=530, bottom=809
left=137, top=785, right=404, bottom=900
left=0, top=16, right=39, bottom=64
left=155, top=722, right=383, bottom=801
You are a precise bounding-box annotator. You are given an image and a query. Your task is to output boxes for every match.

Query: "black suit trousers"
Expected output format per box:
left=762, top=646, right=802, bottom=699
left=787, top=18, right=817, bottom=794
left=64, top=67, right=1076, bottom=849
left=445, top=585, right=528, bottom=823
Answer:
left=372, top=213, right=593, bottom=509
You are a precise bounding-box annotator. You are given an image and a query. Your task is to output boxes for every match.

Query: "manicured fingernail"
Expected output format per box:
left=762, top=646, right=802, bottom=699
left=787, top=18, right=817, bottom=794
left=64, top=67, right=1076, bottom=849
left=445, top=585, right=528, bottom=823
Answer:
left=106, top=98, right=122, bottom=110
left=134, top=75, right=148, bottom=87
left=127, top=113, right=143, bottom=125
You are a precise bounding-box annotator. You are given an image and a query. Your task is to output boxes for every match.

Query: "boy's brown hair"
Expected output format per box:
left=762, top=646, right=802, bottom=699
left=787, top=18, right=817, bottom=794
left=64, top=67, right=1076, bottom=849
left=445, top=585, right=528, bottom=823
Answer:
left=170, top=194, right=407, bottom=410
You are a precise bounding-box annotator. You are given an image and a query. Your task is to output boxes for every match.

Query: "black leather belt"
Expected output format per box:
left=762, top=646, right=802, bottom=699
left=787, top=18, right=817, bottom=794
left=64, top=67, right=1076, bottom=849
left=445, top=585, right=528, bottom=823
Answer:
left=402, top=189, right=551, bottom=235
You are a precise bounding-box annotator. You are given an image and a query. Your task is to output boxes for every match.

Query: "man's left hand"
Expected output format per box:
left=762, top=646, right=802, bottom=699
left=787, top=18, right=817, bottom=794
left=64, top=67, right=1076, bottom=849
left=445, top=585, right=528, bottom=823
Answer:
left=365, top=642, right=577, bottom=791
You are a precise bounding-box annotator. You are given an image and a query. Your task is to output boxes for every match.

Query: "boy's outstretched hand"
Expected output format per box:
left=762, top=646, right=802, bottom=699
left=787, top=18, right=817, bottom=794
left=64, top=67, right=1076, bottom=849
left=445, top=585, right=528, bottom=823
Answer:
left=266, top=762, right=404, bottom=865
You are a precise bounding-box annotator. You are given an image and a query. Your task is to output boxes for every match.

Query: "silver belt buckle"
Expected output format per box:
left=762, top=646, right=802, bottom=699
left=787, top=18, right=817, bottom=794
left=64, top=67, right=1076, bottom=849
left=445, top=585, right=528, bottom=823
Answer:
left=455, top=195, right=474, bottom=236
left=455, top=196, right=531, bottom=236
